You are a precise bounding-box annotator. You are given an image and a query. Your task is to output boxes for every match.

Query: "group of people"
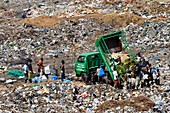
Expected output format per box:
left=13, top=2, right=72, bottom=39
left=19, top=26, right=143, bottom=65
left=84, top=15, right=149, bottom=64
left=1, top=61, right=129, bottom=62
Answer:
left=125, top=55, right=161, bottom=90
left=22, top=57, right=66, bottom=83
left=22, top=58, right=33, bottom=83
left=87, top=53, right=161, bottom=90
left=22, top=54, right=161, bottom=90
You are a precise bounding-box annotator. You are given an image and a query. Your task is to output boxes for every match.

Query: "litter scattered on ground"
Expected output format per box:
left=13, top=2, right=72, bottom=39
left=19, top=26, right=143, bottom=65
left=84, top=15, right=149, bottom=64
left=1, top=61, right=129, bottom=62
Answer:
left=0, top=0, right=170, bottom=112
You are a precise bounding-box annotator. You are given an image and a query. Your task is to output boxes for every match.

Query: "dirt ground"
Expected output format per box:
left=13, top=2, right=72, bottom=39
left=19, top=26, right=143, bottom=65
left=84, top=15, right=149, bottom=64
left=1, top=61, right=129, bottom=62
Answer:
left=155, top=0, right=170, bottom=2
left=21, top=12, right=168, bottom=28
left=95, top=96, right=155, bottom=112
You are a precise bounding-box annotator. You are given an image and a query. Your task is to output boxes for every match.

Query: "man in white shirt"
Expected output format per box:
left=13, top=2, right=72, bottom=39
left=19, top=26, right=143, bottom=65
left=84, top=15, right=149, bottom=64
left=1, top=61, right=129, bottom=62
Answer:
left=113, top=70, right=118, bottom=80
left=113, top=69, right=118, bottom=88
left=23, top=63, right=31, bottom=83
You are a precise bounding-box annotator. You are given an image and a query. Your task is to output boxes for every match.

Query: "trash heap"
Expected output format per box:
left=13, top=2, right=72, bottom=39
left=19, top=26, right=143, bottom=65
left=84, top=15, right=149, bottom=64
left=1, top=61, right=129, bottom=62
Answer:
left=124, top=20, right=170, bottom=70
left=0, top=76, right=169, bottom=112
left=1, top=0, right=169, bottom=19
left=0, top=18, right=169, bottom=73
left=0, top=0, right=170, bottom=112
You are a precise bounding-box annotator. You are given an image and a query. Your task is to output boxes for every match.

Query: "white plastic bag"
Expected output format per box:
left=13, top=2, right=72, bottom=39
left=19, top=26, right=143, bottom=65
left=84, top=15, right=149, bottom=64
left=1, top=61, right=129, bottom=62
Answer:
left=44, top=65, right=50, bottom=75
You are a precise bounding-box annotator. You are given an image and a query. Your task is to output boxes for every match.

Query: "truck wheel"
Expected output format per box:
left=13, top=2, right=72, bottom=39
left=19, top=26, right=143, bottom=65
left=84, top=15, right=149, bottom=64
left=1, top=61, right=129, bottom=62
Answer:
left=81, top=73, right=87, bottom=82
left=76, top=74, right=80, bottom=77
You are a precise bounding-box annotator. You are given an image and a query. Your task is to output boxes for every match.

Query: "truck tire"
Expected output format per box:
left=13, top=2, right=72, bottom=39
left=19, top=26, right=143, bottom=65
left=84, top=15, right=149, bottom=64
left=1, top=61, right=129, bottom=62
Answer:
left=81, top=73, right=87, bottom=82
left=76, top=74, right=80, bottom=77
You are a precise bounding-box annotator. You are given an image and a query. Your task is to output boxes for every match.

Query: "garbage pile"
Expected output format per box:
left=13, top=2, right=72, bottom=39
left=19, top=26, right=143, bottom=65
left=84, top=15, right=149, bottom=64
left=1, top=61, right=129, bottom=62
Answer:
left=0, top=76, right=169, bottom=112
left=1, top=0, right=169, bottom=19
left=0, top=18, right=169, bottom=73
left=0, top=0, right=170, bottom=112
left=124, top=20, right=170, bottom=70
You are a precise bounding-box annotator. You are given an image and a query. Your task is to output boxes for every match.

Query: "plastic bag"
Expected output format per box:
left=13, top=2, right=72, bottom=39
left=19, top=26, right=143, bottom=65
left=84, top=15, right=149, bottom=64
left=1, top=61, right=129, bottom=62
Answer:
left=44, top=65, right=51, bottom=74
left=32, top=77, right=42, bottom=83
left=52, top=76, right=58, bottom=80
left=63, top=79, right=71, bottom=83
left=98, top=66, right=105, bottom=77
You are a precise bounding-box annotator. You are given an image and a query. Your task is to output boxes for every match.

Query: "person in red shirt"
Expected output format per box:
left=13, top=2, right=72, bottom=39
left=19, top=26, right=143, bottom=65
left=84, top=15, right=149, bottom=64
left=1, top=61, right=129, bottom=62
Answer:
left=37, top=57, right=44, bottom=77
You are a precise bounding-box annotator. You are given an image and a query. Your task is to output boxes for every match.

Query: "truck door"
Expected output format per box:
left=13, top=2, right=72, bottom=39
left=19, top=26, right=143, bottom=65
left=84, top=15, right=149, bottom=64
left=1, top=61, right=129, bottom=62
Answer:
left=75, top=56, right=87, bottom=76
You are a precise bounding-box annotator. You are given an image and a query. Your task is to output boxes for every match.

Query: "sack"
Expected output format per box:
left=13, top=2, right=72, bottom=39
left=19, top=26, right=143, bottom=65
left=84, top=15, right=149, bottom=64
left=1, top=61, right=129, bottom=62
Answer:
left=98, top=67, right=105, bottom=77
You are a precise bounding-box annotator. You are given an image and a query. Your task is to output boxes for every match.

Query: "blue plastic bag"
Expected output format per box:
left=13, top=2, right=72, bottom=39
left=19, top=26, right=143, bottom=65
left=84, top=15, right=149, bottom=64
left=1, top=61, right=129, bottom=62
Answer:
left=154, top=102, right=162, bottom=107
left=32, top=77, right=42, bottom=83
left=32, top=77, right=38, bottom=83
left=98, top=67, right=105, bottom=77
left=151, top=69, right=157, bottom=73
left=52, top=76, right=58, bottom=80
left=63, top=79, right=71, bottom=83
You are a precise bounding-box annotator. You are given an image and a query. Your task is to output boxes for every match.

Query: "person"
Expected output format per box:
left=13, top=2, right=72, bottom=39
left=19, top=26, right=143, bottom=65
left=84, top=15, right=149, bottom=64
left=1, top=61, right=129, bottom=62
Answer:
left=152, top=67, right=158, bottom=84
left=140, top=71, right=145, bottom=88
left=135, top=74, right=140, bottom=89
left=92, top=72, right=98, bottom=85
left=113, top=68, right=118, bottom=88
left=148, top=64, right=153, bottom=84
left=37, top=58, right=44, bottom=77
left=73, top=87, right=79, bottom=95
left=27, top=58, right=33, bottom=83
left=156, top=69, right=160, bottom=85
left=136, top=52, right=141, bottom=62
left=60, top=60, right=65, bottom=81
left=96, top=68, right=100, bottom=83
left=140, top=58, right=147, bottom=67
left=143, top=73, right=149, bottom=87
left=27, top=58, right=33, bottom=73
left=97, top=66, right=105, bottom=83
left=128, top=74, right=132, bottom=89
left=23, top=63, right=31, bottom=83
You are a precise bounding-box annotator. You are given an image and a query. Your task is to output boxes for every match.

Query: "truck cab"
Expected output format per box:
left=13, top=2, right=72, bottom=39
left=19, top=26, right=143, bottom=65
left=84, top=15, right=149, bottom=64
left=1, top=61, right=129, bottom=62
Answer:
left=75, top=52, right=104, bottom=80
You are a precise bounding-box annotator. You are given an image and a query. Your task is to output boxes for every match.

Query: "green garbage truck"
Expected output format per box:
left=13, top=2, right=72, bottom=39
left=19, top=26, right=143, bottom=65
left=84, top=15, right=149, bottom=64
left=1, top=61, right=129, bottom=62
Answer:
left=75, top=30, right=137, bottom=82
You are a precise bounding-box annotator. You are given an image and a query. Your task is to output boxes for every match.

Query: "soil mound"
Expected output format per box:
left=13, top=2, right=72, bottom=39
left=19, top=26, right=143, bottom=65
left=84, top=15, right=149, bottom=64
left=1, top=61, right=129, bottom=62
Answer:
left=21, top=13, right=144, bottom=28
left=95, top=96, right=155, bottom=112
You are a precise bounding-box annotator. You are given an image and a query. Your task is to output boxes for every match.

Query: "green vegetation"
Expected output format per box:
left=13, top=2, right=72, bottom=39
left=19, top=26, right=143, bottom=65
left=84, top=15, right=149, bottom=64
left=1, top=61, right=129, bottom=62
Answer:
left=117, top=58, right=137, bottom=75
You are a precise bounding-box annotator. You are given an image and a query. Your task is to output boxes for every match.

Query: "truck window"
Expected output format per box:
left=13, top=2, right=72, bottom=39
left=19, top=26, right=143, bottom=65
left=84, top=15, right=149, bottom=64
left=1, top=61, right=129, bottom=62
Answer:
left=78, top=56, right=85, bottom=63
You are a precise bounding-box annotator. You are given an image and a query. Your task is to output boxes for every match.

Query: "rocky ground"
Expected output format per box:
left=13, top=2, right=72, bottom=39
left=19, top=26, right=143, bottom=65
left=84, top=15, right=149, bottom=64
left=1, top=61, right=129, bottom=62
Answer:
left=0, top=0, right=170, bottom=112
